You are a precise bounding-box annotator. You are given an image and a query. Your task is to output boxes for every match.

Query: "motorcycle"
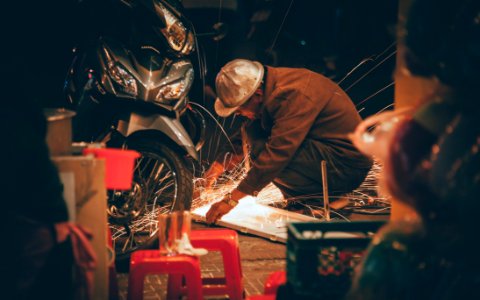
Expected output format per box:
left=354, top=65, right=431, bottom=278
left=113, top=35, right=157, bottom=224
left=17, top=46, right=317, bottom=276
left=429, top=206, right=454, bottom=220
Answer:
left=65, top=0, right=206, bottom=261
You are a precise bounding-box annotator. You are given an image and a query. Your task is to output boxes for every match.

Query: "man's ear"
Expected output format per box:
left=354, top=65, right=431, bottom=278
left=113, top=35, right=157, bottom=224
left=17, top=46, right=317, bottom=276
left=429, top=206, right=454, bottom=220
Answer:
left=254, top=88, right=264, bottom=96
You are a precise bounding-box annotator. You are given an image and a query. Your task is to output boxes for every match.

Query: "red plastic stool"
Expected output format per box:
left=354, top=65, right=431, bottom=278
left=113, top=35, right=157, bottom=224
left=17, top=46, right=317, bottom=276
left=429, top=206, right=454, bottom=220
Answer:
left=246, top=296, right=276, bottom=300
left=264, top=271, right=286, bottom=295
left=168, top=229, right=244, bottom=300
left=127, top=250, right=203, bottom=300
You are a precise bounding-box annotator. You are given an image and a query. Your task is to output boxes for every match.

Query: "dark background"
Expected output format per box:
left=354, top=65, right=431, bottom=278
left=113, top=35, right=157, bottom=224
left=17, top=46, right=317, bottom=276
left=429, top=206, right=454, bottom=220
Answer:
left=6, top=0, right=398, bottom=165
left=182, top=0, right=398, bottom=163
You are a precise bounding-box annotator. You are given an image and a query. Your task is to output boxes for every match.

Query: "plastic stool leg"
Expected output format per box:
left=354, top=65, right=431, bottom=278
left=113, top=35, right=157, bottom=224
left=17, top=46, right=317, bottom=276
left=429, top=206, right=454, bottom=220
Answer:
left=167, top=274, right=183, bottom=299
left=128, top=252, right=203, bottom=300
left=190, top=229, right=244, bottom=300
left=183, top=264, right=203, bottom=300
left=127, top=263, right=147, bottom=300
left=264, top=271, right=286, bottom=295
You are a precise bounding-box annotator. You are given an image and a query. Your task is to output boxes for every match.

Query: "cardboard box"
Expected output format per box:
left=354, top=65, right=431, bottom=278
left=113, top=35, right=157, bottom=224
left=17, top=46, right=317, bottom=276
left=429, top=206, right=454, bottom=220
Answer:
left=53, top=156, right=109, bottom=300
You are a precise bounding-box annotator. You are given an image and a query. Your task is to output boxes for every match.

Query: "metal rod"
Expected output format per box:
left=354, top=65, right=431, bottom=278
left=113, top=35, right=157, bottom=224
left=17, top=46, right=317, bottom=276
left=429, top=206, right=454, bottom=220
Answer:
left=321, top=160, right=331, bottom=221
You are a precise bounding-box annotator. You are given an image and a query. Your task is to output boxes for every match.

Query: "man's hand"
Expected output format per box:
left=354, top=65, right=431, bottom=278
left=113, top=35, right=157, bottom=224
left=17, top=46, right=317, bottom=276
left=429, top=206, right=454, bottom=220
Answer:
left=54, top=222, right=71, bottom=243
left=193, top=161, right=225, bottom=200
left=205, top=188, right=248, bottom=224
left=204, top=161, right=225, bottom=189
left=206, top=200, right=235, bottom=224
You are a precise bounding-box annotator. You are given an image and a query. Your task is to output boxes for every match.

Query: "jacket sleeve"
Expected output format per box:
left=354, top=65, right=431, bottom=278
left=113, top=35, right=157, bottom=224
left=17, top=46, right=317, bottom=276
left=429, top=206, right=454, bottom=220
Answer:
left=237, top=87, right=329, bottom=195
left=213, top=123, right=244, bottom=161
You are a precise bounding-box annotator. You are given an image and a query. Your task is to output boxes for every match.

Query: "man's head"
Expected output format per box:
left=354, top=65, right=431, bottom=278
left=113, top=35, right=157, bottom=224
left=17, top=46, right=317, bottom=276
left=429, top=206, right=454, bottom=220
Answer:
left=214, top=59, right=264, bottom=118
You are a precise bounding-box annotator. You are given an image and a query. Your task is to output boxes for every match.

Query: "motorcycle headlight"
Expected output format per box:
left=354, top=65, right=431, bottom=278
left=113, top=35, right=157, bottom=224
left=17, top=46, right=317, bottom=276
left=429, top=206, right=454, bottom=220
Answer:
left=155, top=2, right=195, bottom=55
left=156, top=68, right=194, bottom=102
left=107, top=62, right=138, bottom=96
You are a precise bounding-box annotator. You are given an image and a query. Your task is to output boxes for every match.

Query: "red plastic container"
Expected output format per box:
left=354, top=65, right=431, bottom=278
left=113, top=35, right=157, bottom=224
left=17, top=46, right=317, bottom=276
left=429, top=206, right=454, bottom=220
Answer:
left=83, top=148, right=140, bottom=190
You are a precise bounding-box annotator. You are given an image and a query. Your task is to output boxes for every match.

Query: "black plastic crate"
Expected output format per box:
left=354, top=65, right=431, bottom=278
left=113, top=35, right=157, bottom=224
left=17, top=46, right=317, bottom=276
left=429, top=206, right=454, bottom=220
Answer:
left=286, top=220, right=386, bottom=299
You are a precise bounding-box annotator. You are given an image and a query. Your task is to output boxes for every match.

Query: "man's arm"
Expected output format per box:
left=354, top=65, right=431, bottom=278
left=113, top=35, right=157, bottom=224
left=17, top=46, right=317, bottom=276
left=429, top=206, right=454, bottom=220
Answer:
left=202, top=123, right=246, bottom=188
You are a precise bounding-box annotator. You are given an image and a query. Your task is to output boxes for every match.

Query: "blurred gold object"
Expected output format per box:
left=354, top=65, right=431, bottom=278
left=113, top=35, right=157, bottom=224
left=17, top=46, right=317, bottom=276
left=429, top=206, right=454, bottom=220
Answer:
left=44, top=108, right=76, bottom=156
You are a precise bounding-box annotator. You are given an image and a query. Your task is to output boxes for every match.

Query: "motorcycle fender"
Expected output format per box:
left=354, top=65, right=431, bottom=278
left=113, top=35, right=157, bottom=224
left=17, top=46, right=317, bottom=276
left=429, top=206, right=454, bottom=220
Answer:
left=120, top=112, right=199, bottom=160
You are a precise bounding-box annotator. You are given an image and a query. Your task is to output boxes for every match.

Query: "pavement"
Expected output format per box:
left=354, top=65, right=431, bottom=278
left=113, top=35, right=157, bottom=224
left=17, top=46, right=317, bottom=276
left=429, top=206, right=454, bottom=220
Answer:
left=116, top=211, right=388, bottom=299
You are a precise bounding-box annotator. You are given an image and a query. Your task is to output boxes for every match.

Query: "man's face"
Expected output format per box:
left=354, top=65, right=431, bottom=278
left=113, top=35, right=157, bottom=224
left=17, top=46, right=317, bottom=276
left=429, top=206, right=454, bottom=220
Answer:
left=235, top=104, right=256, bottom=119
left=235, top=92, right=262, bottom=120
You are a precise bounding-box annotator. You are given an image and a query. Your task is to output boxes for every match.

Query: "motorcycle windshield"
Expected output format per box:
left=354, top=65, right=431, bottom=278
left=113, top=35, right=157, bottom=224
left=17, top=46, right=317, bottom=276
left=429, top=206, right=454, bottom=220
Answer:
left=133, top=47, right=166, bottom=72
left=100, top=38, right=194, bottom=106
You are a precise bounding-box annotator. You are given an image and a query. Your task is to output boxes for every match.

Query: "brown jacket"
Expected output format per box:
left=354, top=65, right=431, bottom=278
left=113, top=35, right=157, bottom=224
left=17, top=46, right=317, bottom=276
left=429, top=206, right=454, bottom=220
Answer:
left=237, top=66, right=371, bottom=195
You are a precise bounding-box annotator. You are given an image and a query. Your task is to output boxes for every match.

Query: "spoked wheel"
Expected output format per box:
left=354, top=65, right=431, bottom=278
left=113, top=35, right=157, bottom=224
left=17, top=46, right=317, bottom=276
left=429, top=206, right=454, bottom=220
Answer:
left=108, top=138, right=193, bottom=262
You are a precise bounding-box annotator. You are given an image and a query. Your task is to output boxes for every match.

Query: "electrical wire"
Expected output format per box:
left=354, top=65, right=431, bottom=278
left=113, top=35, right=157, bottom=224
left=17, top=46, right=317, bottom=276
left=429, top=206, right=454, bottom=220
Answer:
left=345, top=50, right=397, bottom=92
left=267, top=0, right=295, bottom=52
left=355, top=81, right=395, bottom=107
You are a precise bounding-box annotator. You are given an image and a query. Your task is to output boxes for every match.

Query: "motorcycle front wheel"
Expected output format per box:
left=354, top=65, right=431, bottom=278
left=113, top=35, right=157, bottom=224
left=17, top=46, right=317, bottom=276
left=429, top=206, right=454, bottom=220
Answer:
left=107, top=137, right=193, bottom=262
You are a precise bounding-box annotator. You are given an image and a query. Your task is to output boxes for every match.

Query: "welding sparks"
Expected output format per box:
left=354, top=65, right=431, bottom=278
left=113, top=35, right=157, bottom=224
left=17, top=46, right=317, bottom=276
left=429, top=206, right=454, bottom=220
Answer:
left=190, top=157, right=316, bottom=240
left=192, top=156, right=390, bottom=225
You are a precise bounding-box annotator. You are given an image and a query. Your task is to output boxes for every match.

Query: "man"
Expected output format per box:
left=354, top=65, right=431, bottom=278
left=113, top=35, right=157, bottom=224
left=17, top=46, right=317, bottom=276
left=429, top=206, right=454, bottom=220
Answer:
left=205, top=59, right=372, bottom=223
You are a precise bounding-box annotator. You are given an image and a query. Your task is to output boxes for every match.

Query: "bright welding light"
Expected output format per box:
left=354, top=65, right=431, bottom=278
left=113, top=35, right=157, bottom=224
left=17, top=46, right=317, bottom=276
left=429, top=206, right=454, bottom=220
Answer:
left=192, top=195, right=257, bottom=217
left=192, top=195, right=299, bottom=231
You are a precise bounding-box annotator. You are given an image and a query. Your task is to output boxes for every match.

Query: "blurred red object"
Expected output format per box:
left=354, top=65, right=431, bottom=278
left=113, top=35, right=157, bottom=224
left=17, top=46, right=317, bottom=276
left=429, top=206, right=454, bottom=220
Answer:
left=83, top=148, right=140, bottom=190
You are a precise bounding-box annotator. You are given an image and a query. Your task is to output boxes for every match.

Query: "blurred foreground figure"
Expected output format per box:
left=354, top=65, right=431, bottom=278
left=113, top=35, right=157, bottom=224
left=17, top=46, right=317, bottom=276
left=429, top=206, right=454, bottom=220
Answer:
left=348, top=0, right=480, bottom=299
left=2, top=1, right=94, bottom=299
left=204, top=59, right=372, bottom=223
left=1, top=100, right=74, bottom=300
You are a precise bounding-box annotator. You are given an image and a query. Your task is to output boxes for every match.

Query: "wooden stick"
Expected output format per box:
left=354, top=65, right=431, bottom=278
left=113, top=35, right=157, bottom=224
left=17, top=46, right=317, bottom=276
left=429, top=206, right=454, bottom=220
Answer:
left=321, top=160, right=331, bottom=221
